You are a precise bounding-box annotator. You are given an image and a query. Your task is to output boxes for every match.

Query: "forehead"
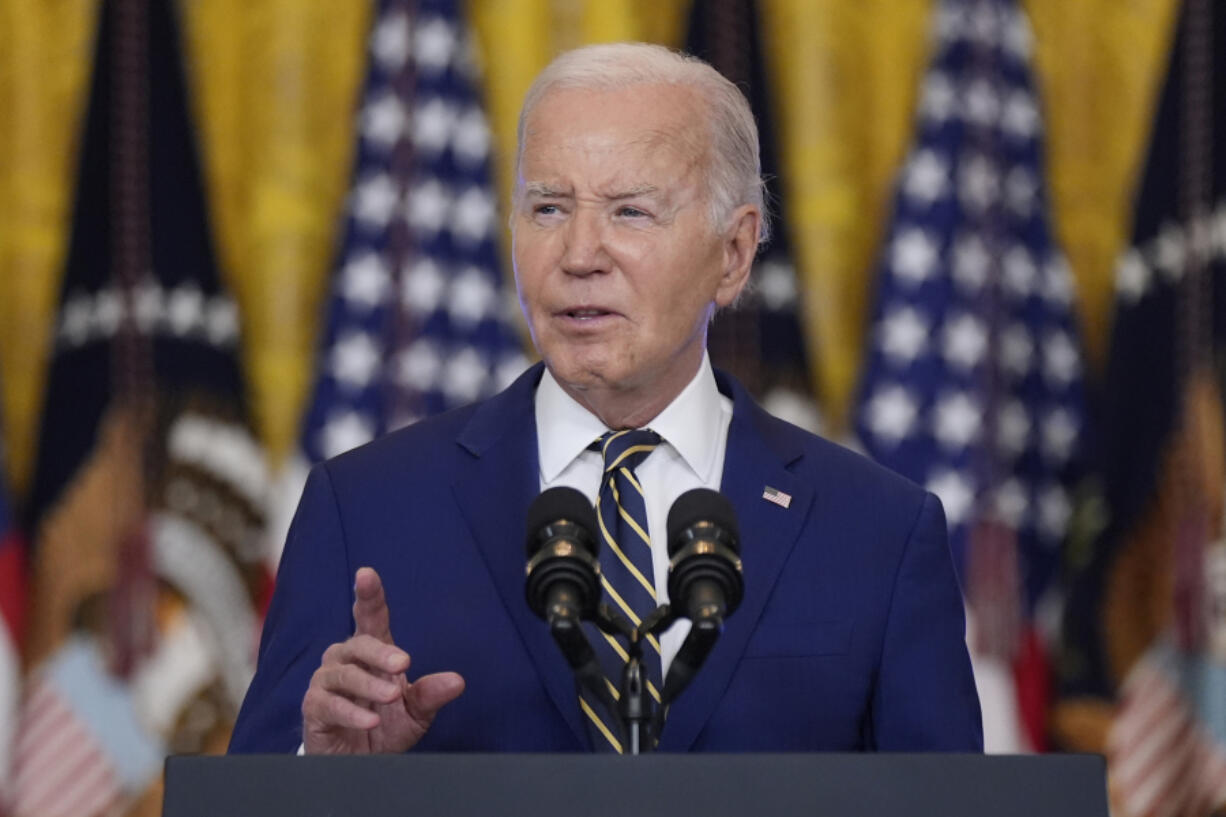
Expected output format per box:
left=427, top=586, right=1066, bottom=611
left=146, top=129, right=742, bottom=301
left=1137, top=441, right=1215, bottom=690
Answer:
left=519, top=84, right=708, bottom=183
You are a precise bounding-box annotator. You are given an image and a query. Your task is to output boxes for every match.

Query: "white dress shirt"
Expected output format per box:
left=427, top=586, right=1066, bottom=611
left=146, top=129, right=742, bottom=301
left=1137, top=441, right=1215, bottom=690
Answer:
left=534, top=352, right=733, bottom=675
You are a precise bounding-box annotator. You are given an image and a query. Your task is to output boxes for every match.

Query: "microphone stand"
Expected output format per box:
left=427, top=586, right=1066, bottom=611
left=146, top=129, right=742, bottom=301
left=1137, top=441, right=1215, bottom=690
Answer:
left=560, top=602, right=723, bottom=755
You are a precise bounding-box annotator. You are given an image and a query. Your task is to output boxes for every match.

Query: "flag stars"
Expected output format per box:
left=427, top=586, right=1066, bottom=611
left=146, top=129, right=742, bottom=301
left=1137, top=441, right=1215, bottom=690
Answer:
left=1002, top=12, right=1034, bottom=60
left=452, top=186, right=497, bottom=244
left=402, top=257, right=447, bottom=315
left=933, top=391, right=982, bottom=451
left=340, top=252, right=392, bottom=311
left=406, top=177, right=451, bottom=236
left=319, top=411, right=376, bottom=460
left=448, top=266, right=497, bottom=328
left=1005, top=167, right=1038, bottom=219
left=903, top=149, right=949, bottom=206
left=371, top=10, right=411, bottom=72
left=864, top=384, right=920, bottom=447
left=414, top=17, right=457, bottom=74
left=942, top=313, right=988, bottom=371
left=999, top=323, right=1034, bottom=378
left=878, top=306, right=930, bottom=367
left=1041, top=256, right=1075, bottom=307
left=962, top=78, right=1001, bottom=128
left=441, top=347, right=489, bottom=403
left=996, top=399, right=1032, bottom=457
left=413, top=97, right=455, bottom=155
left=362, top=92, right=408, bottom=150
left=1042, top=331, right=1081, bottom=387
left=1040, top=408, right=1078, bottom=464
left=330, top=331, right=382, bottom=390
left=1036, top=484, right=1072, bottom=541
left=952, top=233, right=990, bottom=293
left=927, top=468, right=976, bottom=527
left=958, top=154, right=1001, bottom=213
left=396, top=339, right=443, bottom=392
left=352, top=173, right=400, bottom=230
left=1002, top=244, right=1037, bottom=299
left=891, top=227, right=940, bottom=286
left=993, top=478, right=1029, bottom=528
left=921, top=72, right=958, bottom=124
left=452, top=106, right=491, bottom=167
left=1002, top=90, right=1040, bottom=140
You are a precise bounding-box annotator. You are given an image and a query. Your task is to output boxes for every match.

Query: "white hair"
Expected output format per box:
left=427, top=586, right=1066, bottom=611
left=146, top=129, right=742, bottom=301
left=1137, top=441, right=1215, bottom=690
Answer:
left=514, top=42, right=771, bottom=244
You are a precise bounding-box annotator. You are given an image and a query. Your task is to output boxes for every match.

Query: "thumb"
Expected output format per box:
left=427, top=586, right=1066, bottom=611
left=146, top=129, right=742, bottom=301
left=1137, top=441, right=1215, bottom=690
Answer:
left=404, top=672, right=466, bottom=726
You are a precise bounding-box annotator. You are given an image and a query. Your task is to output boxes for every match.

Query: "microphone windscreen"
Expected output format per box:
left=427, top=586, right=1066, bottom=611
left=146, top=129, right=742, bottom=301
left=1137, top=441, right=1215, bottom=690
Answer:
left=666, top=488, right=739, bottom=556
left=524, top=486, right=598, bottom=557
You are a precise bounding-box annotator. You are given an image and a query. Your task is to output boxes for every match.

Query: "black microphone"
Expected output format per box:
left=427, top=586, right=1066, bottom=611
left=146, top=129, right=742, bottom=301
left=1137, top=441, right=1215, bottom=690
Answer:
left=524, top=487, right=601, bottom=627
left=666, top=488, right=744, bottom=625
left=660, top=488, right=744, bottom=707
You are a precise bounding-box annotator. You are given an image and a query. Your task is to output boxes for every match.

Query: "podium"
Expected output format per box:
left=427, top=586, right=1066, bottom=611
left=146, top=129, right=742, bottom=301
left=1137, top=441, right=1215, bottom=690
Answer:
left=163, top=752, right=1107, bottom=816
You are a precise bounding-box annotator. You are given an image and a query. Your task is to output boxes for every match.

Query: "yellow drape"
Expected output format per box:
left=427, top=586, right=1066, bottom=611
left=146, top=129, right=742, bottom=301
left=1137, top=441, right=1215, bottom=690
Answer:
left=0, top=0, right=1180, bottom=494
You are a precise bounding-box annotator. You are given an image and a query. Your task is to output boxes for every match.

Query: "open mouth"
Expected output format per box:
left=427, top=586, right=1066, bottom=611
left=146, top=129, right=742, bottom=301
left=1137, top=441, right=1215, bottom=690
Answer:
left=563, top=308, right=613, bottom=319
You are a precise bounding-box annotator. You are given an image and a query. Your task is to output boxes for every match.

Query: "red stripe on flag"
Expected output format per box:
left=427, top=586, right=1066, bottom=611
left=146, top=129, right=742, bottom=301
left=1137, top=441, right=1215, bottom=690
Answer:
left=12, top=677, right=120, bottom=817
left=0, top=533, right=24, bottom=643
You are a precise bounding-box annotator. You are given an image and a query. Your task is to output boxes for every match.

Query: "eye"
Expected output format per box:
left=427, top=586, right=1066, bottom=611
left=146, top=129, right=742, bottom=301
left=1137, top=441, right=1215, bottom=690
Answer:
left=533, top=204, right=560, bottom=216
left=616, top=205, right=649, bottom=218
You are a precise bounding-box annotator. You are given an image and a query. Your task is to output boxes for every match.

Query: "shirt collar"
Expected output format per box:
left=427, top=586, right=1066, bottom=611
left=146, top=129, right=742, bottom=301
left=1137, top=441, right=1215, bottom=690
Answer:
left=534, top=352, right=724, bottom=484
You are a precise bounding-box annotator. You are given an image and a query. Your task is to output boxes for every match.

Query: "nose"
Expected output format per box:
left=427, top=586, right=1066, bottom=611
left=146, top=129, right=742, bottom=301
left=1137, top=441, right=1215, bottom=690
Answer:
left=559, top=208, right=610, bottom=277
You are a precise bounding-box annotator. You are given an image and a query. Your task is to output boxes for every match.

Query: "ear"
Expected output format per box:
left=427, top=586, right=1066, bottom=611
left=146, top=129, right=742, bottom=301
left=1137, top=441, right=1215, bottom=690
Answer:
left=713, top=204, right=761, bottom=308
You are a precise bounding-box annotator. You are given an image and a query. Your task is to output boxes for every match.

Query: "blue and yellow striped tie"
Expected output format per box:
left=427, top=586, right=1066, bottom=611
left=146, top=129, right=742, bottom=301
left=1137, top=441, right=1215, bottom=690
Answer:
left=581, top=428, right=663, bottom=753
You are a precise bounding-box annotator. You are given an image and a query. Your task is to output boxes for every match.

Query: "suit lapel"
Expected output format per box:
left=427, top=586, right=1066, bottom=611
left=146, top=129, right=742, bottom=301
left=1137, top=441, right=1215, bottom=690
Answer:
left=450, top=363, right=590, bottom=749
left=657, top=373, right=814, bottom=751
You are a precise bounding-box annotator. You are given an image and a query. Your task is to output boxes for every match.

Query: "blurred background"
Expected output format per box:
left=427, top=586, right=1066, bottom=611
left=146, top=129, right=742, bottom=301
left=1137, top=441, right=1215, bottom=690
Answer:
left=0, top=0, right=1222, bottom=815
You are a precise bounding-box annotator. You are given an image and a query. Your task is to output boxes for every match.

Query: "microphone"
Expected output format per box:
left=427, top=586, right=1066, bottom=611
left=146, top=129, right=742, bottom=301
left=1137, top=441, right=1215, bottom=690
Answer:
left=661, top=488, right=744, bottom=706
left=666, top=488, right=744, bottom=626
left=524, top=487, right=601, bottom=626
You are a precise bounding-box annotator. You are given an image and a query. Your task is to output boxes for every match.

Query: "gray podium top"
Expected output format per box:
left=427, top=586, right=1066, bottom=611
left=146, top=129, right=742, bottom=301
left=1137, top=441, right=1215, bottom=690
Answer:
left=163, top=753, right=1107, bottom=817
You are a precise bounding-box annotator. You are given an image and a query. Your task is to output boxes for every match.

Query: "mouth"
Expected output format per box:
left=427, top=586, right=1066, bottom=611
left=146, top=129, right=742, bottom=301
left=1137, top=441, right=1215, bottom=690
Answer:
left=557, top=306, right=617, bottom=321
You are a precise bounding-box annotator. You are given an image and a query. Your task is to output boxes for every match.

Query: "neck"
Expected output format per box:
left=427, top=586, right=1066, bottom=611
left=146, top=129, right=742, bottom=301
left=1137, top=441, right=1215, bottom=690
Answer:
left=557, top=352, right=705, bottom=430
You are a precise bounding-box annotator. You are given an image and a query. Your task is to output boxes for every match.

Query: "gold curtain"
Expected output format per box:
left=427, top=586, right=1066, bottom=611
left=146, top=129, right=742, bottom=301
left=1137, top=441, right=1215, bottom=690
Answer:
left=0, top=0, right=1180, bottom=494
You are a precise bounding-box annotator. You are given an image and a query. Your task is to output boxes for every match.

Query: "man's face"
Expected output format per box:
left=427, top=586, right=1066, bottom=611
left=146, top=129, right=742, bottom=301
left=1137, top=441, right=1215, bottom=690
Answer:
left=512, top=84, right=755, bottom=420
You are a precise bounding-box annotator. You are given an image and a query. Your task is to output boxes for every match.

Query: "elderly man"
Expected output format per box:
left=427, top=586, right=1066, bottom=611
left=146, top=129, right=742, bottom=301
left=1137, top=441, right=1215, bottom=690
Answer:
left=229, top=42, right=982, bottom=755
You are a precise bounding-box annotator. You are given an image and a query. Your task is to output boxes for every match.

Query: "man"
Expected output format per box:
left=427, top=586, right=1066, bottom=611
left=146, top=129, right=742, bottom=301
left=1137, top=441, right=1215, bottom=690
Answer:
left=229, top=42, right=982, bottom=754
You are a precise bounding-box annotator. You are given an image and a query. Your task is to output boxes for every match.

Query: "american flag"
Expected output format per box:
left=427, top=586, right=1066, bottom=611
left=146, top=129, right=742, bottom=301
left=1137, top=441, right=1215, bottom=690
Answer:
left=298, top=0, right=526, bottom=467
left=853, top=0, right=1088, bottom=752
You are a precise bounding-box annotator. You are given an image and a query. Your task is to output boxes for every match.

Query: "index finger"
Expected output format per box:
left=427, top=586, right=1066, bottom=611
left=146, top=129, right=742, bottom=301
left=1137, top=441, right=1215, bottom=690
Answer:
left=353, top=566, right=393, bottom=643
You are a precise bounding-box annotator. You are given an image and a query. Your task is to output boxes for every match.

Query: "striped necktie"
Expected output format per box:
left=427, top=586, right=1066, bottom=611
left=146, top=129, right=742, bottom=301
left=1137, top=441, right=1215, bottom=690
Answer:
left=581, top=428, right=663, bottom=753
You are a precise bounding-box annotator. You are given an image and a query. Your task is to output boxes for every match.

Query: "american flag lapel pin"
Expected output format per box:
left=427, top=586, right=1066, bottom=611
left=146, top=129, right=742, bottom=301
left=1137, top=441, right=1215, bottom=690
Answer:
left=762, top=486, right=792, bottom=509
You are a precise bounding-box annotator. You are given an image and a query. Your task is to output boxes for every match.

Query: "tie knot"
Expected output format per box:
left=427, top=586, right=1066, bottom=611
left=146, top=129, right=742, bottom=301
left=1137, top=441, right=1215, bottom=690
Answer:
left=597, top=428, right=661, bottom=474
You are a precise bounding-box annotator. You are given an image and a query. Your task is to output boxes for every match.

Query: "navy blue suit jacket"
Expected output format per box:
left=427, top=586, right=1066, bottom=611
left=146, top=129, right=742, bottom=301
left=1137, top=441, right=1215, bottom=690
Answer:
left=229, top=364, right=982, bottom=753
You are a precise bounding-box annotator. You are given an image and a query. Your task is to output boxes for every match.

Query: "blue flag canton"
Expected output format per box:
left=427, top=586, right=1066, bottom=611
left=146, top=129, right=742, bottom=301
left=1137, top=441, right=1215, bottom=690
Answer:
left=302, top=0, right=527, bottom=464
left=854, top=0, right=1088, bottom=607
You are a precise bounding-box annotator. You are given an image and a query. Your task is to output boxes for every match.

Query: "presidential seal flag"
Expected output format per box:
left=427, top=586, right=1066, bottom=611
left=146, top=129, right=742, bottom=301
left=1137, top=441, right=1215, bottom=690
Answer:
left=13, top=0, right=269, bottom=815
left=1054, top=2, right=1226, bottom=814
left=854, top=0, right=1089, bottom=753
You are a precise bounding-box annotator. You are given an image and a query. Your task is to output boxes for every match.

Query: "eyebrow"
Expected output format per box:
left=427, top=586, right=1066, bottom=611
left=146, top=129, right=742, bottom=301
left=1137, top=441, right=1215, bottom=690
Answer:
left=521, top=182, right=662, bottom=202
left=522, top=182, right=570, bottom=199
